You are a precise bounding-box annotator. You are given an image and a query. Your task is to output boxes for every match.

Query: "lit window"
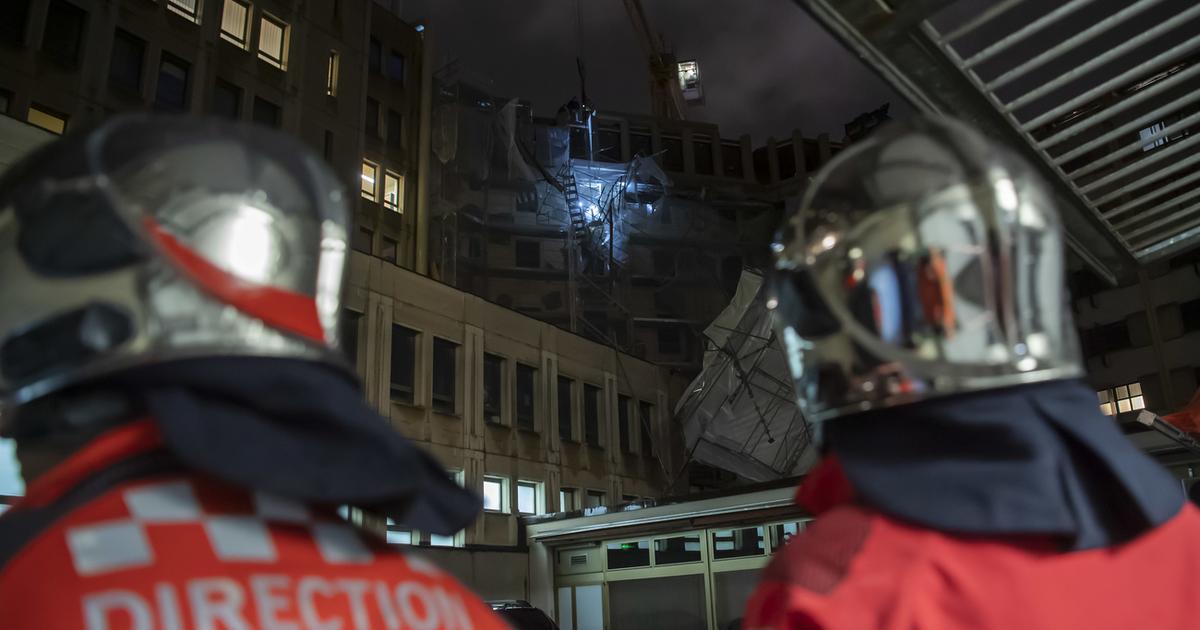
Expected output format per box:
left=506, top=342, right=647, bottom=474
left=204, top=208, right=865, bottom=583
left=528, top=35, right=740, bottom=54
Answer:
left=360, top=160, right=378, bottom=201
left=166, top=0, right=199, bottom=22
left=677, top=60, right=700, bottom=92
left=385, top=519, right=411, bottom=545
left=483, top=476, right=507, bottom=513
left=27, top=104, right=67, bottom=135
left=326, top=50, right=339, bottom=96
left=219, top=0, right=250, bottom=47
left=431, top=532, right=462, bottom=547
left=257, top=14, right=288, bottom=69
left=1099, top=383, right=1145, bottom=415
left=1140, top=122, right=1167, bottom=152
left=517, top=481, right=542, bottom=515
left=559, top=487, right=576, bottom=512
left=383, top=170, right=403, bottom=212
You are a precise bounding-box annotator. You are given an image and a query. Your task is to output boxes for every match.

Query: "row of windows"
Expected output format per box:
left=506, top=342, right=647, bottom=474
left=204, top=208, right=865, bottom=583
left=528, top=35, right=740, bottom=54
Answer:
left=1098, top=382, right=1146, bottom=416
left=567, top=123, right=746, bottom=179
left=342, top=313, right=657, bottom=455
left=216, top=0, right=288, bottom=69
left=360, top=160, right=405, bottom=213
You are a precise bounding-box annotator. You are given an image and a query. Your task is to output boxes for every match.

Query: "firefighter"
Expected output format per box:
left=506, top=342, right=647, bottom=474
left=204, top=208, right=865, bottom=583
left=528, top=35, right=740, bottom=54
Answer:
left=0, top=115, right=505, bottom=629
left=745, top=116, right=1200, bottom=629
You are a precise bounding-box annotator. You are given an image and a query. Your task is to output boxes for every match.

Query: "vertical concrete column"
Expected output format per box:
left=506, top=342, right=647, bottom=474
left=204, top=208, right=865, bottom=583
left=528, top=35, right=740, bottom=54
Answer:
left=740, top=134, right=755, bottom=184
left=415, top=25, right=436, bottom=276
left=465, top=324, right=485, bottom=451
left=817, top=133, right=833, bottom=164
left=655, top=389, right=671, bottom=491
left=766, top=136, right=780, bottom=185
left=681, top=127, right=696, bottom=175
left=528, top=541, right=555, bottom=612
left=365, top=293, right=394, bottom=417
left=544, top=350, right=561, bottom=458
left=1138, top=269, right=1176, bottom=405
left=619, top=120, right=632, bottom=162
left=792, top=128, right=807, bottom=177
left=605, top=371, right=619, bottom=464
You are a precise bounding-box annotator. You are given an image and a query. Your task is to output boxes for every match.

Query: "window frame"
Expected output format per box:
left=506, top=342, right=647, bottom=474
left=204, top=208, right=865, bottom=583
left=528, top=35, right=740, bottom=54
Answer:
left=483, top=352, right=507, bottom=426
left=1099, top=382, right=1145, bottom=416
left=638, top=400, right=655, bottom=457
left=515, top=240, right=541, bottom=269
left=166, top=0, right=201, bottom=23
left=211, top=78, right=242, bottom=119
left=559, top=487, right=577, bottom=512
left=251, top=95, right=280, bottom=128
left=583, top=383, right=603, bottom=448
left=390, top=324, right=418, bottom=404
left=585, top=489, right=606, bottom=509
left=387, top=48, right=406, bottom=84
left=108, top=28, right=146, bottom=94
left=557, top=376, right=576, bottom=442
left=516, top=480, right=544, bottom=516
left=256, top=13, right=289, bottom=70
left=380, top=235, right=398, bottom=265
left=219, top=0, right=250, bottom=48
left=154, top=52, right=191, bottom=112
left=515, top=363, right=538, bottom=432
left=383, top=169, right=403, bottom=213
left=431, top=337, right=459, bottom=416
left=482, top=475, right=510, bottom=514
left=618, top=394, right=633, bottom=454
left=360, top=159, right=379, bottom=201
left=326, top=49, right=339, bottom=96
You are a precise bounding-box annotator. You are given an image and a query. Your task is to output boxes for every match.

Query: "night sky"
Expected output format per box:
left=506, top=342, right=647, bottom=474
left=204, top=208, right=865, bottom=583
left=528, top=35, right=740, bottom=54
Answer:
left=399, top=0, right=909, bottom=144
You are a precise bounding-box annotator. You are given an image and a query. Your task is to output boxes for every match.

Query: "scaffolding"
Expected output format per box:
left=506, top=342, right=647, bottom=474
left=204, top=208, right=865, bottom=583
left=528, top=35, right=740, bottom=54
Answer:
left=674, top=271, right=818, bottom=482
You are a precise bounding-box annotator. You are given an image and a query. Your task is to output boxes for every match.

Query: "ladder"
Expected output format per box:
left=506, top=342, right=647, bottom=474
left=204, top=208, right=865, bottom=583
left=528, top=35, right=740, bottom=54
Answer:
left=561, top=172, right=589, bottom=248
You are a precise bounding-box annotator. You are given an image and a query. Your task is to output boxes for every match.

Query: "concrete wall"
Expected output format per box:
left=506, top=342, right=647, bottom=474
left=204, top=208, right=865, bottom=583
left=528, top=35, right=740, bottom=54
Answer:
left=345, top=251, right=678, bottom=551
left=410, top=546, right=530, bottom=601
left=0, top=115, right=52, bottom=172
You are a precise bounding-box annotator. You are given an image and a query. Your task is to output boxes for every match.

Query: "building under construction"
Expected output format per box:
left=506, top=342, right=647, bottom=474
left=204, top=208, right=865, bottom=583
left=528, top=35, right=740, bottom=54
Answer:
left=425, top=73, right=845, bottom=375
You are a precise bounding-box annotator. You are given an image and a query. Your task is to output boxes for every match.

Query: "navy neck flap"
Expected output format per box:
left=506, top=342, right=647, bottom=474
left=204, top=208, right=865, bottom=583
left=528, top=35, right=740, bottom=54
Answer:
left=103, top=358, right=480, bottom=536
left=826, top=379, right=1183, bottom=550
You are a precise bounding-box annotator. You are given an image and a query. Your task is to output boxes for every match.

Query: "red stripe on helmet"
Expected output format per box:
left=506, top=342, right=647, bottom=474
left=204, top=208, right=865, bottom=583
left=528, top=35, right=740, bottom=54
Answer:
left=142, top=217, right=326, bottom=343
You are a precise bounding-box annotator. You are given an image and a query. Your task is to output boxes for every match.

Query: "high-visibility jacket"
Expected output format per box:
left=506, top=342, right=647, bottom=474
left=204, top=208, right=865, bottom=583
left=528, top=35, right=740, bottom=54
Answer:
left=743, top=457, right=1200, bottom=630
left=0, top=420, right=506, bottom=630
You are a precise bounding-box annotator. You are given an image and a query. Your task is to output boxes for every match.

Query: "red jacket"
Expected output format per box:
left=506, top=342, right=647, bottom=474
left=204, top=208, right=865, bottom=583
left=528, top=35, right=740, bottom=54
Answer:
left=0, top=420, right=505, bottom=630
left=743, top=457, right=1200, bottom=630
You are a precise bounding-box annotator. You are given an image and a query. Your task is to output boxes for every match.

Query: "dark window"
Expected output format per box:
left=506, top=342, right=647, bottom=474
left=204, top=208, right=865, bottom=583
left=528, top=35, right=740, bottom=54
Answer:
left=655, top=535, right=701, bottom=565
left=618, top=395, right=632, bottom=453
left=341, top=310, right=361, bottom=366
left=515, top=240, right=540, bottom=269
left=42, top=0, right=87, bottom=68
left=212, top=79, right=241, bottom=119
left=584, top=384, right=601, bottom=447
left=694, top=138, right=714, bottom=175
left=722, top=256, right=744, bottom=295
left=154, top=54, right=190, bottom=111
left=352, top=226, right=372, bottom=254
left=252, top=96, right=281, bottom=128
left=323, top=129, right=334, bottom=161
left=365, top=98, right=380, bottom=137
left=387, top=109, right=403, bottom=148
left=0, top=1, right=31, bottom=47
left=607, top=540, right=650, bottom=569
left=493, top=608, right=558, bottom=630
left=483, top=353, right=504, bottom=424
left=1183, top=298, right=1200, bottom=332
left=1080, top=320, right=1133, bottom=358
left=803, top=140, right=820, bottom=173
left=711, top=527, right=765, bottom=560
left=381, top=236, right=397, bottom=264
left=629, top=129, right=652, bottom=158
left=753, top=147, right=770, bottom=184
left=516, top=364, right=536, bottom=431
left=652, top=250, right=675, bottom=276
left=368, top=37, right=382, bottom=74
left=387, top=49, right=405, bottom=83
left=557, top=376, right=574, bottom=441
left=432, top=338, right=458, bottom=414
left=639, top=400, right=654, bottom=456
left=657, top=325, right=682, bottom=355
left=661, top=136, right=684, bottom=172
left=0, top=90, right=10, bottom=115
left=777, top=143, right=797, bottom=180
left=596, top=125, right=622, bottom=162
left=569, top=126, right=589, bottom=160
left=390, top=325, right=417, bottom=403
left=721, top=142, right=744, bottom=178
left=108, top=29, right=145, bottom=93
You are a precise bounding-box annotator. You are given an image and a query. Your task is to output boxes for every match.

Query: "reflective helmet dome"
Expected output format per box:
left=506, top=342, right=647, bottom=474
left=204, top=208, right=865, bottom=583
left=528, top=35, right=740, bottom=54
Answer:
left=767, top=115, right=1083, bottom=422
left=0, top=115, right=350, bottom=415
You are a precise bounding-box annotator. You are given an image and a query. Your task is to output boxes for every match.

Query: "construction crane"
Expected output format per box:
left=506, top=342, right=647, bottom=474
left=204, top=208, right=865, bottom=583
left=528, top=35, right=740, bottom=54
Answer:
left=621, top=0, right=688, bottom=121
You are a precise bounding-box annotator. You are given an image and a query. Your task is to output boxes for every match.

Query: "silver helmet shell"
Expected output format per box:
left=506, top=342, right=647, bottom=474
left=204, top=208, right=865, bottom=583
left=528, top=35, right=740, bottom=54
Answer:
left=767, top=116, right=1083, bottom=422
left=0, top=115, right=350, bottom=417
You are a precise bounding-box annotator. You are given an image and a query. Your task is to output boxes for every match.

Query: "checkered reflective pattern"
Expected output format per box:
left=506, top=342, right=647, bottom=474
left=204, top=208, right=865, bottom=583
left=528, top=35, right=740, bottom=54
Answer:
left=65, top=479, right=373, bottom=577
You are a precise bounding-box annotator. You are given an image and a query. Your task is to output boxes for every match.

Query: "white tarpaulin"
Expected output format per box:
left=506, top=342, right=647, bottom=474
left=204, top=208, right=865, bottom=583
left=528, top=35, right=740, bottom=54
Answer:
left=676, top=270, right=818, bottom=481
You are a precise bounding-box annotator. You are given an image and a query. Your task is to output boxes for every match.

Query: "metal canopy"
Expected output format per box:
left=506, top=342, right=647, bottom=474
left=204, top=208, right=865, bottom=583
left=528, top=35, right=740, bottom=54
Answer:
left=795, top=0, right=1200, bottom=281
